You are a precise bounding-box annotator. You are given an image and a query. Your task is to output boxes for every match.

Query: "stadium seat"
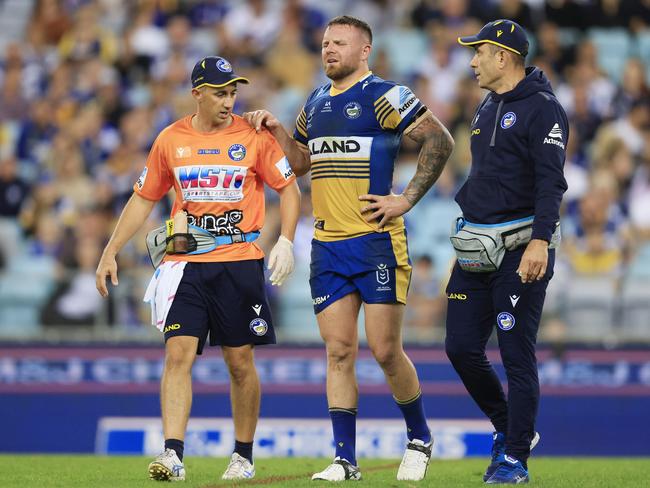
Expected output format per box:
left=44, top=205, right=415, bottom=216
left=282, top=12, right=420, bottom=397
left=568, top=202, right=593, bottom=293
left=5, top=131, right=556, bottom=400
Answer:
left=374, top=29, right=428, bottom=77
left=635, top=31, right=650, bottom=80
left=564, top=276, right=617, bottom=341
left=588, top=28, right=632, bottom=83
left=619, top=279, right=650, bottom=341
left=0, top=253, right=57, bottom=330
left=405, top=199, right=460, bottom=280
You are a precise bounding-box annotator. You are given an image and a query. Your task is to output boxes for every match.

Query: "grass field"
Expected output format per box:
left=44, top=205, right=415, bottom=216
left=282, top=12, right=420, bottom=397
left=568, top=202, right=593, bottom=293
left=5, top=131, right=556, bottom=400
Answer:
left=2, top=456, right=649, bottom=487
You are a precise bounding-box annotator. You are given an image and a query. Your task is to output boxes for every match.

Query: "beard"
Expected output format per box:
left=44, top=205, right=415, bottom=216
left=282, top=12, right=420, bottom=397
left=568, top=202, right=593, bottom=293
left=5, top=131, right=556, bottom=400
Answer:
left=324, top=61, right=357, bottom=81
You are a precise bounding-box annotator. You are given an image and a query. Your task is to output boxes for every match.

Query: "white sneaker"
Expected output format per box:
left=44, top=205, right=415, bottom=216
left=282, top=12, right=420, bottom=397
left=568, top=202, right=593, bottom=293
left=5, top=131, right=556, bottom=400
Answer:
left=148, top=448, right=185, bottom=481
left=311, top=457, right=362, bottom=481
left=397, top=438, right=433, bottom=481
left=222, top=452, right=255, bottom=480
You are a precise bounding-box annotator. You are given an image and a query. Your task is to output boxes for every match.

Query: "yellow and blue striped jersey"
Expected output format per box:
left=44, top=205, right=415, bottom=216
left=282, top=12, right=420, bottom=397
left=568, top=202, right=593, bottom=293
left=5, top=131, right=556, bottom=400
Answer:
left=293, top=72, right=423, bottom=241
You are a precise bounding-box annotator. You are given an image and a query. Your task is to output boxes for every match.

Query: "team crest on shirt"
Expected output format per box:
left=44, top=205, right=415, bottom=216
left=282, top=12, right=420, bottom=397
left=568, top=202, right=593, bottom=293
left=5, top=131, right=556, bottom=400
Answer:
left=216, top=57, right=232, bottom=72
left=228, top=144, right=246, bottom=161
left=497, top=312, right=516, bottom=330
left=500, top=112, right=517, bottom=129
left=250, top=318, right=268, bottom=336
left=135, top=167, right=147, bottom=190
left=344, top=101, right=362, bottom=119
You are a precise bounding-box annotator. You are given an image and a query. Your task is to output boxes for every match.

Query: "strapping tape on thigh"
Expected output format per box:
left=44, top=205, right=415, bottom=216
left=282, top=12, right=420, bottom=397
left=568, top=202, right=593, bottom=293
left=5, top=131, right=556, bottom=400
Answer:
left=145, top=224, right=260, bottom=268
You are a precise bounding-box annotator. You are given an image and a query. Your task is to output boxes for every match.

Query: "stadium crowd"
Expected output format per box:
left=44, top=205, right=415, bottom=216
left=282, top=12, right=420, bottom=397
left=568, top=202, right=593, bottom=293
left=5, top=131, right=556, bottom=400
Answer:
left=0, top=0, right=649, bottom=345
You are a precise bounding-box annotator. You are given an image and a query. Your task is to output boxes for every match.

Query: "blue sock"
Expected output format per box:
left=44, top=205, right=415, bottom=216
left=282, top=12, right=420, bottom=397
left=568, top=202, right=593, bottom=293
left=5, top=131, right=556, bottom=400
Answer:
left=329, top=407, right=357, bottom=466
left=234, top=440, right=254, bottom=464
left=164, top=438, right=184, bottom=461
left=395, top=390, right=431, bottom=443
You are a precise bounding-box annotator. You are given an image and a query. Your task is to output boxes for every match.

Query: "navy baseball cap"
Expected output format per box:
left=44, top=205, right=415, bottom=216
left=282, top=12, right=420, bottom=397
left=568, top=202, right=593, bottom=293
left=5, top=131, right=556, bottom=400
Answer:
left=191, top=56, right=250, bottom=89
left=458, top=19, right=529, bottom=57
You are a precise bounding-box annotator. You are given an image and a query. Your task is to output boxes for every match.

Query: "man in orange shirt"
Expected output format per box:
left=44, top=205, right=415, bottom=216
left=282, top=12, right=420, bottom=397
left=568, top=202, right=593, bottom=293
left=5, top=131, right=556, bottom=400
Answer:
left=95, top=56, right=300, bottom=481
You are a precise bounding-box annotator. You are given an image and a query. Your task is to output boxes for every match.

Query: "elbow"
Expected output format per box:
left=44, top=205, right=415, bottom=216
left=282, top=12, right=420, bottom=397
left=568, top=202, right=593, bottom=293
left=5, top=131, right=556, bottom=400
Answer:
left=445, top=132, right=455, bottom=157
left=289, top=156, right=311, bottom=177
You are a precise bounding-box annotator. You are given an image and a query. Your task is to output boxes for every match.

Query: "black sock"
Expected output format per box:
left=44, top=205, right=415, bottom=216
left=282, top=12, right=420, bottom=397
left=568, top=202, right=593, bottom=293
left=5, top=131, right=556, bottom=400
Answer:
left=165, top=439, right=184, bottom=462
left=234, top=440, right=254, bottom=464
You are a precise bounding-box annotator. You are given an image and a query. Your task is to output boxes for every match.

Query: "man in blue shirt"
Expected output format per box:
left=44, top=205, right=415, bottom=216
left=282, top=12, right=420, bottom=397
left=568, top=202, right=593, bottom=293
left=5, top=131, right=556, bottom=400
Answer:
left=449, top=20, right=568, bottom=484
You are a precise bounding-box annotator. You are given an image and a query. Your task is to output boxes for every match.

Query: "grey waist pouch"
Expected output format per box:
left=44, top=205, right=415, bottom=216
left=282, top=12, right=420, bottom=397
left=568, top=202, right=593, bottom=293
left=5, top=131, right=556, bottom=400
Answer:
left=450, top=216, right=560, bottom=273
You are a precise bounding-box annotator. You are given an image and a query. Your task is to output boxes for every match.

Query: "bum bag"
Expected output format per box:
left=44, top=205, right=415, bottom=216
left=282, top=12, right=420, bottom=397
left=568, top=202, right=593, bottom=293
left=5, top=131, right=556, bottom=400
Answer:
left=450, top=216, right=560, bottom=273
left=145, top=224, right=260, bottom=268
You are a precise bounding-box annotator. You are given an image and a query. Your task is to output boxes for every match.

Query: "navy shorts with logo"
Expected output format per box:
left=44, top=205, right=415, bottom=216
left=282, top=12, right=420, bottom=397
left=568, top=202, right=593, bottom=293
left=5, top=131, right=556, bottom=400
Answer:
left=309, top=228, right=412, bottom=314
left=164, top=259, right=275, bottom=354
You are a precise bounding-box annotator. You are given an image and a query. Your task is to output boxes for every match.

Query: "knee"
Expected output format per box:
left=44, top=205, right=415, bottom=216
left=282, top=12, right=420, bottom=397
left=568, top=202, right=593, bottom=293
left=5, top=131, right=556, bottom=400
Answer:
left=225, top=355, right=255, bottom=384
left=326, top=341, right=356, bottom=369
left=165, top=346, right=194, bottom=373
left=370, top=345, right=400, bottom=372
left=445, top=336, right=474, bottom=365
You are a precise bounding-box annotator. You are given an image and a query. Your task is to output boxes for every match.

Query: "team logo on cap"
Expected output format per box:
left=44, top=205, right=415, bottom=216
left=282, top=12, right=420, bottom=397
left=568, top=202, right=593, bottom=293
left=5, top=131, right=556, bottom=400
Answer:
left=228, top=144, right=246, bottom=161
left=344, top=101, right=362, bottom=119
left=216, top=57, right=232, bottom=73
left=500, top=112, right=517, bottom=129
left=249, top=318, right=268, bottom=336
left=497, top=312, right=515, bottom=331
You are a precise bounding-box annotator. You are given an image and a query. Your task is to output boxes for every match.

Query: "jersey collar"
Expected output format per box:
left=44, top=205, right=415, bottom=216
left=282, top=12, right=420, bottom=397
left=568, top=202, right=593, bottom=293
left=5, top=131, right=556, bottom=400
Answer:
left=329, top=71, right=373, bottom=97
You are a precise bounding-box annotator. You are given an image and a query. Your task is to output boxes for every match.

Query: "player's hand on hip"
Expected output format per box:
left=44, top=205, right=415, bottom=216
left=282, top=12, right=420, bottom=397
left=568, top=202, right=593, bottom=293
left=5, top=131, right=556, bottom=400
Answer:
left=96, top=254, right=118, bottom=297
left=359, top=193, right=412, bottom=231
left=516, top=239, right=548, bottom=283
left=242, top=110, right=280, bottom=132
left=267, top=235, right=294, bottom=286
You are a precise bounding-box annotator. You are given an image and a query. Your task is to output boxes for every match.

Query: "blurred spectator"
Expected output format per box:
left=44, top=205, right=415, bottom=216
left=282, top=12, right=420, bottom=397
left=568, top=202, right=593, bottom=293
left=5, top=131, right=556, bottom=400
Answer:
left=58, top=3, right=118, bottom=64
left=0, top=0, right=647, bottom=343
left=611, top=58, right=650, bottom=118
left=220, top=0, right=281, bottom=64
left=41, top=237, right=103, bottom=326
left=404, top=255, right=446, bottom=340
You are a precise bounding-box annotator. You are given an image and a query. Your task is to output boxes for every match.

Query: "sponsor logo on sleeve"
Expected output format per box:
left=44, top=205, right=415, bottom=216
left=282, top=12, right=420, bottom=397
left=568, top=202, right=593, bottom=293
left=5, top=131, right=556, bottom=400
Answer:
left=275, top=157, right=294, bottom=180
left=543, top=123, right=565, bottom=149
left=384, top=85, right=420, bottom=120
left=135, top=167, right=148, bottom=190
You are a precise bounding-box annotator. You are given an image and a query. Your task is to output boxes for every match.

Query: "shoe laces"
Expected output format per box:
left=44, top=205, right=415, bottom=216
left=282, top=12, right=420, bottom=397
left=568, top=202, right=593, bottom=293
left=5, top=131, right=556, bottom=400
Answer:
left=224, top=455, right=249, bottom=477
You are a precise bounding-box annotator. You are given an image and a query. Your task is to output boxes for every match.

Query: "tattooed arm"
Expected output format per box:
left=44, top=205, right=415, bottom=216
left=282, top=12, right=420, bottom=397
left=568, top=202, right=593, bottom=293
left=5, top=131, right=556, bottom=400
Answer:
left=359, top=110, right=454, bottom=229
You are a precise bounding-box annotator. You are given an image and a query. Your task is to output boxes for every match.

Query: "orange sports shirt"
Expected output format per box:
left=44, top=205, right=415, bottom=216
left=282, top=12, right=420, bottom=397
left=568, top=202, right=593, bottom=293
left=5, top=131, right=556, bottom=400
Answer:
left=134, top=114, right=295, bottom=262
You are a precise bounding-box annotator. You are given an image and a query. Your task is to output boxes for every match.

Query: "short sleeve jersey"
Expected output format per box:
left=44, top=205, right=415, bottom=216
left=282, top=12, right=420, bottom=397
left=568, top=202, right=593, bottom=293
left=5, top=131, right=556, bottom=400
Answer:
left=293, top=72, right=423, bottom=241
left=134, top=114, right=295, bottom=262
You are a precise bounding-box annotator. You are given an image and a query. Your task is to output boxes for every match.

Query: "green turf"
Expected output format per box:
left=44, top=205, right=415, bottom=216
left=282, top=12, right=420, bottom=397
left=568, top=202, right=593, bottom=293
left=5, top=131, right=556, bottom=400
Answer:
left=1, top=455, right=649, bottom=487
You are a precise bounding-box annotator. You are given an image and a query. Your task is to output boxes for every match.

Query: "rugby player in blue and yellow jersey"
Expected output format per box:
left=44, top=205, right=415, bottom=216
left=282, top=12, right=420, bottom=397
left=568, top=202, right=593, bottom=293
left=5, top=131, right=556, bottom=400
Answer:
left=245, top=16, right=453, bottom=482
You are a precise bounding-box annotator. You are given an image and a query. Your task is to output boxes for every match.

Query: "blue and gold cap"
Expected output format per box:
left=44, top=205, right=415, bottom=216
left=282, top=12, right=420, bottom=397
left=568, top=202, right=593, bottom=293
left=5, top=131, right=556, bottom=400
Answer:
left=458, top=19, right=529, bottom=57
left=191, top=56, right=250, bottom=89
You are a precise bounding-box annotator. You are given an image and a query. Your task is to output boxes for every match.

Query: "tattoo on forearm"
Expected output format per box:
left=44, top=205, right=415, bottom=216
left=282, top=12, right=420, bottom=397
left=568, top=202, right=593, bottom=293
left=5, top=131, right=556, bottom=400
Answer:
left=403, top=114, right=454, bottom=206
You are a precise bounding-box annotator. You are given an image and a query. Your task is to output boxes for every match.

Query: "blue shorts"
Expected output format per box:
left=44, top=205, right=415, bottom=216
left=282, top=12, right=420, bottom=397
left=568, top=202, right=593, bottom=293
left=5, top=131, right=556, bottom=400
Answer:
left=164, top=260, right=275, bottom=354
left=309, top=229, right=412, bottom=314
